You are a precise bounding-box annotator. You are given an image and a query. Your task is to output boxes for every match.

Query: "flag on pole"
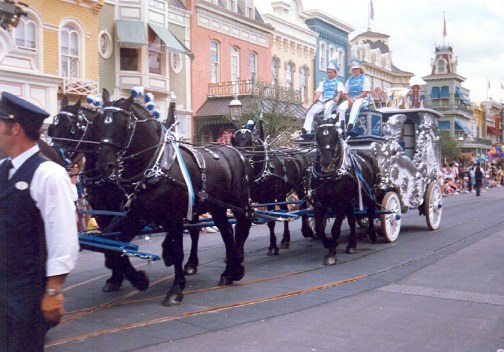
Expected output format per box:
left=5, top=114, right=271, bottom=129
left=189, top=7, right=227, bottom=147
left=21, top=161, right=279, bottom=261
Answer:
left=501, top=82, right=504, bottom=90
left=488, top=79, right=491, bottom=89
left=443, top=13, right=447, bottom=37
left=370, top=0, right=375, bottom=20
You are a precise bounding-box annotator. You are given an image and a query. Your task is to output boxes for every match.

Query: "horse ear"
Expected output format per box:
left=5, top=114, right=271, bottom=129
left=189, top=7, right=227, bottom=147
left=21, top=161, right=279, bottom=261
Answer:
left=74, top=98, right=81, bottom=109
left=313, top=113, right=323, bottom=128
left=102, top=88, right=110, bottom=106
left=165, top=102, right=176, bottom=128
left=61, top=95, right=68, bottom=110
left=125, top=94, right=135, bottom=107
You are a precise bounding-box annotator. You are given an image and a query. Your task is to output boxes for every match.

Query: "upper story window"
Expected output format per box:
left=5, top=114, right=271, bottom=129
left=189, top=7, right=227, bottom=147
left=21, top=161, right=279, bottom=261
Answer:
left=436, top=59, right=446, bottom=74
left=329, top=45, right=336, bottom=62
left=231, top=46, right=240, bottom=81
left=120, top=48, right=139, bottom=71
left=285, top=61, right=294, bottom=89
left=319, top=41, right=327, bottom=71
left=300, top=65, right=308, bottom=103
left=98, top=30, right=113, bottom=59
left=15, top=15, right=36, bottom=51
left=245, top=0, right=253, bottom=17
left=338, top=49, right=344, bottom=75
left=60, top=24, right=80, bottom=78
left=228, top=0, right=237, bottom=11
left=210, top=40, right=220, bottom=83
left=249, top=52, right=257, bottom=80
left=272, top=57, right=280, bottom=85
left=148, top=27, right=163, bottom=75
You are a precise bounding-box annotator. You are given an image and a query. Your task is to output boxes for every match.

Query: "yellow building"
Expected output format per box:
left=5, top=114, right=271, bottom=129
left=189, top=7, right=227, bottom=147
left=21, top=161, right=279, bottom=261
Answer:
left=0, top=0, right=103, bottom=130
left=261, top=0, right=317, bottom=108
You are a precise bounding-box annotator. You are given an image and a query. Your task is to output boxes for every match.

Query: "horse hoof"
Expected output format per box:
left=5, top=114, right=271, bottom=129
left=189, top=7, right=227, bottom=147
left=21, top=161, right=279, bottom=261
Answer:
left=323, top=256, right=337, bottom=266
left=267, top=249, right=273, bottom=256
left=126, top=270, right=150, bottom=291
left=233, top=264, right=245, bottom=281
left=102, top=281, right=122, bottom=292
left=218, top=276, right=234, bottom=286
left=280, top=241, right=290, bottom=249
left=345, top=247, right=356, bottom=254
left=162, top=288, right=183, bottom=306
left=368, top=232, right=377, bottom=244
left=184, top=264, right=198, bottom=275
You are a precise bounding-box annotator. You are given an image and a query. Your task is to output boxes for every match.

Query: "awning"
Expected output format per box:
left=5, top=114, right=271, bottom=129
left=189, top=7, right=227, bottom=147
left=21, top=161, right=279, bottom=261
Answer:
left=455, top=121, right=471, bottom=134
left=437, top=121, right=450, bottom=130
left=455, top=86, right=471, bottom=105
left=116, top=20, right=147, bottom=48
left=148, top=22, right=186, bottom=54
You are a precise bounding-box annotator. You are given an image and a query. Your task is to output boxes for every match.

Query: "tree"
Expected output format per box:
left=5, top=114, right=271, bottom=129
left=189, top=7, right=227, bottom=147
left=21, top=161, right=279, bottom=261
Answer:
left=440, top=131, right=462, bottom=161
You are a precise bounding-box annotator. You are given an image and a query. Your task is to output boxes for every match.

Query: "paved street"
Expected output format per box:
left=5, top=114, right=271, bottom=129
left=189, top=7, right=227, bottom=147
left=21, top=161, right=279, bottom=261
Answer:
left=46, top=188, right=504, bottom=352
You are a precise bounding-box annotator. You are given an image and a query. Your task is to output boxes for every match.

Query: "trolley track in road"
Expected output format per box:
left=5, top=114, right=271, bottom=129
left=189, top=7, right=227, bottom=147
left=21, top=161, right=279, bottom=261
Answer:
left=46, top=196, right=504, bottom=350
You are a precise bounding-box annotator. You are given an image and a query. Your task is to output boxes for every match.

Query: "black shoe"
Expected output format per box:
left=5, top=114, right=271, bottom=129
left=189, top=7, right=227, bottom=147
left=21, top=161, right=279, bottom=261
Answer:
left=301, top=128, right=307, bottom=134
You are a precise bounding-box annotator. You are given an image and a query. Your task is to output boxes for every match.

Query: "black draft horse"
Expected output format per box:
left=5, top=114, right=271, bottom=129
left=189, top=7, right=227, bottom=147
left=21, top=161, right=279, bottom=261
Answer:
left=93, top=91, right=253, bottom=305
left=231, top=121, right=314, bottom=255
left=309, top=121, right=379, bottom=265
left=48, top=96, right=150, bottom=292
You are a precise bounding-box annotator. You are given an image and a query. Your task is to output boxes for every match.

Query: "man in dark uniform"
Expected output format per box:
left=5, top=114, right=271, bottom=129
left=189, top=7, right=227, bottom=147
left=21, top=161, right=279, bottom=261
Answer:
left=0, top=92, right=79, bottom=351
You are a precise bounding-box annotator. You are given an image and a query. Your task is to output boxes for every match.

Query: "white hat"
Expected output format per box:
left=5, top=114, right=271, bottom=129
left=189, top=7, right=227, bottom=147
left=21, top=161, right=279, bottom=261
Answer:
left=327, top=61, right=338, bottom=72
left=351, top=59, right=362, bottom=69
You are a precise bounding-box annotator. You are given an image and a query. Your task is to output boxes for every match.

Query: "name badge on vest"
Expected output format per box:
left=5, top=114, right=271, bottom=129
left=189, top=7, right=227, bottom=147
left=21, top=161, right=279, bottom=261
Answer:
left=15, top=181, right=29, bottom=190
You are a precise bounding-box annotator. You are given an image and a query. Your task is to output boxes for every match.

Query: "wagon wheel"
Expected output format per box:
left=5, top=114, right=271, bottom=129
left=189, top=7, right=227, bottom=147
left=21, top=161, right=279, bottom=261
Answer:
left=424, top=181, right=443, bottom=230
left=380, top=192, right=402, bottom=242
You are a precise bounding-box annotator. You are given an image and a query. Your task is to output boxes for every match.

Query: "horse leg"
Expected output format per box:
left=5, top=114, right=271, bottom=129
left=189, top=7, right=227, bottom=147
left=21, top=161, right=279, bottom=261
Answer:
left=267, top=205, right=279, bottom=256
left=299, top=190, right=315, bottom=238
left=216, top=208, right=251, bottom=286
left=102, top=251, right=126, bottom=292
left=279, top=203, right=291, bottom=249
left=162, top=220, right=186, bottom=306
left=345, top=206, right=357, bottom=254
left=324, top=211, right=343, bottom=266
left=184, top=222, right=200, bottom=275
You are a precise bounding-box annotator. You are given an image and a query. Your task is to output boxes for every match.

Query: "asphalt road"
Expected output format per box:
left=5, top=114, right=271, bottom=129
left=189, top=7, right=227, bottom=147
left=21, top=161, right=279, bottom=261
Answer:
left=45, top=188, right=504, bottom=352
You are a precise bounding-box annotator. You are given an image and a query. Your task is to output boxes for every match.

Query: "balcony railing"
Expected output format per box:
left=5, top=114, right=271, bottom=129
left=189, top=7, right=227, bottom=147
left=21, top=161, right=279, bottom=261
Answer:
left=59, top=78, right=99, bottom=96
left=208, top=80, right=302, bottom=104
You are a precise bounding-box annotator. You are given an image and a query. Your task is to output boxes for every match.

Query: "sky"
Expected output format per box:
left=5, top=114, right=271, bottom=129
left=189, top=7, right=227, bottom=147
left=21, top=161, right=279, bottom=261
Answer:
left=254, top=0, right=504, bottom=103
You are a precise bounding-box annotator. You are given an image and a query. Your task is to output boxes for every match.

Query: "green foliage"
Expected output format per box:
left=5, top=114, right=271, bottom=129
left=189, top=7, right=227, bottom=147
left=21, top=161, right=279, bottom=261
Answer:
left=440, top=131, right=462, bottom=161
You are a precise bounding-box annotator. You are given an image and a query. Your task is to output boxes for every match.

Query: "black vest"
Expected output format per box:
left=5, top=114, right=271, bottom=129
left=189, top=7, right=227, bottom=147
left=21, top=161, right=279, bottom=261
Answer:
left=0, top=153, right=49, bottom=351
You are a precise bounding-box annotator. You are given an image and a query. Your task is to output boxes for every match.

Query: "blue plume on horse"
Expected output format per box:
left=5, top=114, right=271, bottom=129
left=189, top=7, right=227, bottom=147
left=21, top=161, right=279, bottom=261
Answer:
left=152, top=110, right=160, bottom=119
left=145, top=102, right=155, bottom=111
left=144, top=92, right=154, bottom=103
left=245, top=119, right=255, bottom=130
left=86, top=95, right=94, bottom=104
left=130, top=86, right=144, bottom=98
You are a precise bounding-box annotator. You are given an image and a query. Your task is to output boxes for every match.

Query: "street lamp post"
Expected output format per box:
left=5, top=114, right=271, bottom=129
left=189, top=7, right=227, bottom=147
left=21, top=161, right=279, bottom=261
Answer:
left=229, top=95, right=242, bottom=123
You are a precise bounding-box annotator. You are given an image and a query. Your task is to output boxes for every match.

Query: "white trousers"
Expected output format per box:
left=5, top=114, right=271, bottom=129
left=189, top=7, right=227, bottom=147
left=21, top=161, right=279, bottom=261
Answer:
left=337, top=98, right=368, bottom=127
left=303, top=100, right=337, bottom=131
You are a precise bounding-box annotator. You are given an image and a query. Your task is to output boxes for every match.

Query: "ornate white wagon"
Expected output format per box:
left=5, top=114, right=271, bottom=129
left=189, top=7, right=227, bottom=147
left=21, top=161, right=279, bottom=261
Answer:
left=347, top=107, right=444, bottom=242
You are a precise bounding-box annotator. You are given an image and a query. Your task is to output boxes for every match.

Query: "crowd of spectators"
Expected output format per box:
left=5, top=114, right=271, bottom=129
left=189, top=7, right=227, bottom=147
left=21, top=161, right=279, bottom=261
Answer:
left=441, top=161, right=503, bottom=196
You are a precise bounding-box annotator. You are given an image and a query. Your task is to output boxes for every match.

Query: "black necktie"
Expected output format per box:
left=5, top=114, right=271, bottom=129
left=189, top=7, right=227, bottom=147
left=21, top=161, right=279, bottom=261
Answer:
left=0, top=160, right=13, bottom=188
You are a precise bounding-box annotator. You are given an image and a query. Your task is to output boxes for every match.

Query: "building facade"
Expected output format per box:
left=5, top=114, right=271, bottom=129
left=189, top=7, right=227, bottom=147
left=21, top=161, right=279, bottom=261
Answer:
left=305, top=10, right=353, bottom=95
left=0, top=0, right=103, bottom=129
left=262, top=0, right=317, bottom=108
left=189, top=0, right=274, bottom=143
left=350, top=30, right=412, bottom=108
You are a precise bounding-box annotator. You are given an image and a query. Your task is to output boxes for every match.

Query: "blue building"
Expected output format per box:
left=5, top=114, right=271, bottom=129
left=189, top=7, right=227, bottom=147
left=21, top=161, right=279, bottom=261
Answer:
left=305, top=10, right=354, bottom=89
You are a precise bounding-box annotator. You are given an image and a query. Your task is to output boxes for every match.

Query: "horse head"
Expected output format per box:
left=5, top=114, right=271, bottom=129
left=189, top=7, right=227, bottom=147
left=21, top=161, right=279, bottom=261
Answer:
left=48, top=95, right=98, bottom=161
left=94, top=90, right=158, bottom=178
left=231, top=127, right=259, bottom=149
left=315, top=122, right=343, bottom=173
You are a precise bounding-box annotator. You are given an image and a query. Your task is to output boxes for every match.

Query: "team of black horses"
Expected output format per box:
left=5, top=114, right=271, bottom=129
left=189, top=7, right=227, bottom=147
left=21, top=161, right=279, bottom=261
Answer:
left=47, top=89, right=382, bottom=306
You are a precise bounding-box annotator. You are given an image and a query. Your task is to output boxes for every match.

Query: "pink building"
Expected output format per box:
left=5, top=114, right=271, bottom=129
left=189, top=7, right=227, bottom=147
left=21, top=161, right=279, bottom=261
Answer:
left=185, top=0, right=273, bottom=142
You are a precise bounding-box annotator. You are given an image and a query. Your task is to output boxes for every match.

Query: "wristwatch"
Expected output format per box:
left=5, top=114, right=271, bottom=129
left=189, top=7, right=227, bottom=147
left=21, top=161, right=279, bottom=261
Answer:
left=46, top=288, right=62, bottom=296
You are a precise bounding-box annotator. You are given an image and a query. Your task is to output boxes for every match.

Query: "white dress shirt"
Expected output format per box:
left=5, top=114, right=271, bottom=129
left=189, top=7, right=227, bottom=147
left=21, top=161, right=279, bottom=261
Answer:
left=2, top=145, right=79, bottom=276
